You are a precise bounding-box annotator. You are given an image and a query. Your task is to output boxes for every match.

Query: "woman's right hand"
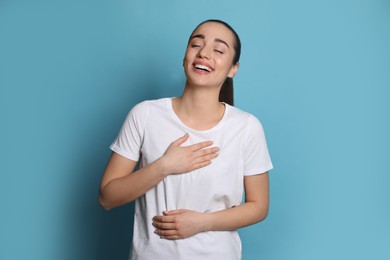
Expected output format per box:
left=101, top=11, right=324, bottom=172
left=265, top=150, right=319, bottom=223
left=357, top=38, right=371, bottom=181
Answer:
left=160, top=133, right=219, bottom=176
left=99, top=133, right=219, bottom=209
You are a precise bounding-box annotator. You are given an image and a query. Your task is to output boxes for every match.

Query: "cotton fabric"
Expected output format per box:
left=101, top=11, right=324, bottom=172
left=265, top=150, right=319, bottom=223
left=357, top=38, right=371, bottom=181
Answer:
left=110, top=98, right=273, bottom=260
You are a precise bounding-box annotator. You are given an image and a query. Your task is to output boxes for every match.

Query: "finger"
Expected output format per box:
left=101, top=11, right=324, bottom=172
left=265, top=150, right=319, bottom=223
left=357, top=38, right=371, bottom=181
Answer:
left=191, top=160, right=212, bottom=170
left=152, top=221, right=176, bottom=230
left=154, top=229, right=177, bottom=237
left=188, top=140, right=214, bottom=152
left=172, top=133, right=189, bottom=146
left=163, top=209, right=187, bottom=215
left=160, top=235, right=182, bottom=240
left=153, top=215, right=175, bottom=223
left=193, top=147, right=219, bottom=158
left=190, top=153, right=218, bottom=170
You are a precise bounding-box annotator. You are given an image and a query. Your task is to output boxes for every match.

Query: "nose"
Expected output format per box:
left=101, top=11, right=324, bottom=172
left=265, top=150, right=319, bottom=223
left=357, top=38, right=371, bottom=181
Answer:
left=198, top=46, right=211, bottom=59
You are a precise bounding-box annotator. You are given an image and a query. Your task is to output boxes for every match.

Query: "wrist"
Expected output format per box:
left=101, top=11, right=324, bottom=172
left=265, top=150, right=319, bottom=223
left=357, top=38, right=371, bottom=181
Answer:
left=201, top=212, right=214, bottom=232
left=155, top=156, right=171, bottom=177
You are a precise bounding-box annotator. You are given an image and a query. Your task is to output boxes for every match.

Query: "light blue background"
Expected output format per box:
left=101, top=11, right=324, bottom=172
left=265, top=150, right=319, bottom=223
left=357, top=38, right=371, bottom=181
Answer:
left=1, top=0, right=389, bottom=259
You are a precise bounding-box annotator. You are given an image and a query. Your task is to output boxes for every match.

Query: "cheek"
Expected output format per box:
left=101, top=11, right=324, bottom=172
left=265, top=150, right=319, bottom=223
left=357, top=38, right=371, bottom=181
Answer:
left=183, top=55, right=191, bottom=69
left=182, top=56, right=194, bottom=76
left=183, top=49, right=194, bottom=64
left=216, top=58, right=234, bottom=73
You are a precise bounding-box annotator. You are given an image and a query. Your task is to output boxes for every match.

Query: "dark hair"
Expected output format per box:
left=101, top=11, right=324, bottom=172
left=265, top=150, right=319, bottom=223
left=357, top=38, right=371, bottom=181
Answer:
left=189, top=19, right=241, bottom=106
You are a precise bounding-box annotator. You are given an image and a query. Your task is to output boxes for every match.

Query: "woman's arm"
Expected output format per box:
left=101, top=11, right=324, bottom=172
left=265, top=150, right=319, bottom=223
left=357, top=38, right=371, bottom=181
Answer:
left=98, top=133, right=219, bottom=210
left=98, top=153, right=163, bottom=211
left=152, top=172, right=269, bottom=239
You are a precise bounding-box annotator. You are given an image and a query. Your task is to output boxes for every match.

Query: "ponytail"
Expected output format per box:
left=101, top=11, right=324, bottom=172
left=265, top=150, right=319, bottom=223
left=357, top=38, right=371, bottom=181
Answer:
left=219, top=77, right=234, bottom=106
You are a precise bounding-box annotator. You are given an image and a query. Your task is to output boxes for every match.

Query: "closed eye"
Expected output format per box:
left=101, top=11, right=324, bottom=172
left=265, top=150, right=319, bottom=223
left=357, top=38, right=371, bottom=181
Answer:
left=214, top=49, right=223, bottom=54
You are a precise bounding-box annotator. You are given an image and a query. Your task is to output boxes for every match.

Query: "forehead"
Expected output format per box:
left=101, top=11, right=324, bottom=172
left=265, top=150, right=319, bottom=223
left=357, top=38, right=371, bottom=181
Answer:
left=191, top=22, right=235, bottom=45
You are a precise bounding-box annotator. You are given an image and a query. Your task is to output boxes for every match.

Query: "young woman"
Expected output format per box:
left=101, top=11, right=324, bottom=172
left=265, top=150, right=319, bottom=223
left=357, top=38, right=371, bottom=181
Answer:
left=99, top=19, right=273, bottom=260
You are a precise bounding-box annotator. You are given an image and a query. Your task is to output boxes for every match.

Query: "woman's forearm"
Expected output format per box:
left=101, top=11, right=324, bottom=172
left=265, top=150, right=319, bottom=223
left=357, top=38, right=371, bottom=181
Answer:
left=204, top=173, right=269, bottom=231
left=204, top=201, right=269, bottom=232
left=153, top=201, right=268, bottom=240
left=99, top=157, right=167, bottom=210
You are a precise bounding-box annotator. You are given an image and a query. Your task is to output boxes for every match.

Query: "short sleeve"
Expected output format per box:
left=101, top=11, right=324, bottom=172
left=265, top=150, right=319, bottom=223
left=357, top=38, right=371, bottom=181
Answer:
left=243, top=115, right=273, bottom=176
left=109, top=101, right=149, bottom=161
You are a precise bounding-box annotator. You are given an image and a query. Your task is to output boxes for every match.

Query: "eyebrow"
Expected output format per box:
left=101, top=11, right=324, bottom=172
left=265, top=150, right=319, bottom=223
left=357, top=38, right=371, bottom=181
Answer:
left=191, top=34, right=230, bottom=48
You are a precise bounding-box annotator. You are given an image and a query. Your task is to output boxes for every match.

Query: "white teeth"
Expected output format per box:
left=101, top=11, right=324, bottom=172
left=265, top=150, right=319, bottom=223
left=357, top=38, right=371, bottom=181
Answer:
left=195, top=64, right=212, bottom=72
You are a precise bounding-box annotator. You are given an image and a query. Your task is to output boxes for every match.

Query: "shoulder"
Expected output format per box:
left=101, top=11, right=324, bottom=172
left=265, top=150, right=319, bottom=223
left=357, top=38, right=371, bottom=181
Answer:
left=129, top=97, right=171, bottom=115
left=226, top=104, right=263, bottom=129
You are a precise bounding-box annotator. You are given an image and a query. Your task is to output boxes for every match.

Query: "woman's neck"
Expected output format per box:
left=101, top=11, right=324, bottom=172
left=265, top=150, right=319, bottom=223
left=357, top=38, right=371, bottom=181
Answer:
left=172, top=84, right=225, bottom=130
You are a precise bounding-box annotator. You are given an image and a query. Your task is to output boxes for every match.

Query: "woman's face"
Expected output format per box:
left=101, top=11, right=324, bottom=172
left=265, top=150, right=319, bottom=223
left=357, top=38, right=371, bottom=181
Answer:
left=183, top=22, right=239, bottom=88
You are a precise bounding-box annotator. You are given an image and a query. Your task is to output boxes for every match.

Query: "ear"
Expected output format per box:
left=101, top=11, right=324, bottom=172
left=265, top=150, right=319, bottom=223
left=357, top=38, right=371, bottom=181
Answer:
left=228, top=62, right=239, bottom=78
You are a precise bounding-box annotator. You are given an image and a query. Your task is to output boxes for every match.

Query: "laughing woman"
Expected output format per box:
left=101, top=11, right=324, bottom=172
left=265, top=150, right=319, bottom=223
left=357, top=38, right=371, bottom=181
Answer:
left=98, top=19, right=273, bottom=260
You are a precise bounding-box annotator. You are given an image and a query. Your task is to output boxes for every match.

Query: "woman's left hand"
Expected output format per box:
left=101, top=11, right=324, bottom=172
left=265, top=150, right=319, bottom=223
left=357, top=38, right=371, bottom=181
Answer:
left=152, top=209, right=209, bottom=240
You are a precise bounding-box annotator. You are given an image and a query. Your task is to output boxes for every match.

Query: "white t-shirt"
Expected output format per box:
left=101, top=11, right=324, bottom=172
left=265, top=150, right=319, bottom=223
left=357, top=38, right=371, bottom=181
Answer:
left=110, top=98, right=273, bottom=260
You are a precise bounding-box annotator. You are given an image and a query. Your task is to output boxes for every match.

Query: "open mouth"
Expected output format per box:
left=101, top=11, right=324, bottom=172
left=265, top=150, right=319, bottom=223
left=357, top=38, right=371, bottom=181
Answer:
left=194, top=64, right=213, bottom=72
